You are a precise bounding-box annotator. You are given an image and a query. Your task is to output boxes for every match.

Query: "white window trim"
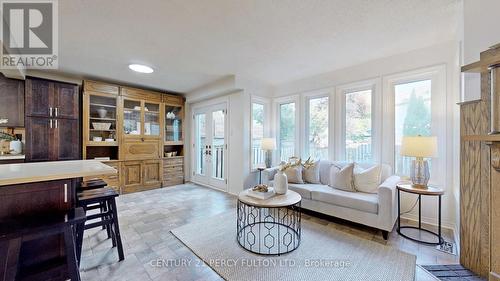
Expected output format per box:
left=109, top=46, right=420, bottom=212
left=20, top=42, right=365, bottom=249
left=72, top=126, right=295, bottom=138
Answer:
left=301, top=89, right=334, bottom=160
left=382, top=65, right=446, bottom=187
left=335, top=78, right=381, bottom=163
left=274, top=95, right=300, bottom=164
left=250, top=96, right=271, bottom=171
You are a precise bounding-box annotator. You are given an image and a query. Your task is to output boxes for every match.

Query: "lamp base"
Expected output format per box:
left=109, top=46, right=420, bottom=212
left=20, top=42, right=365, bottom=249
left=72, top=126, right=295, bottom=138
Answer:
left=410, top=158, right=430, bottom=187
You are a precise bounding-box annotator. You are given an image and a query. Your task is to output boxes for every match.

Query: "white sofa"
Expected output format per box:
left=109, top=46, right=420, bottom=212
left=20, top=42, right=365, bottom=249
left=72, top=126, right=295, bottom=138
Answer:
left=263, top=161, right=400, bottom=239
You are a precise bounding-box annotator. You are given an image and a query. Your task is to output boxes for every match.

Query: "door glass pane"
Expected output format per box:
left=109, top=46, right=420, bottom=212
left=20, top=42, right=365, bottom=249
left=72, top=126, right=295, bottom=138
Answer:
left=123, top=99, right=141, bottom=135
left=195, top=114, right=206, bottom=175
left=252, top=103, right=265, bottom=168
left=144, top=103, right=160, bottom=136
left=345, top=89, right=372, bottom=162
left=279, top=102, right=295, bottom=161
left=308, top=97, right=328, bottom=159
left=212, top=110, right=225, bottom=179
left=165, top=105, right=183, bottom=142
left=395, top=80, right=431, bottom=176
left=89, top=95, right=117, bottom=142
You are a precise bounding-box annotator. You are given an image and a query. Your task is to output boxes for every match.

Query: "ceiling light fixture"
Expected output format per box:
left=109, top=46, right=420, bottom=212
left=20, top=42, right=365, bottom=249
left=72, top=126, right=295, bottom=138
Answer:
left=128, top=64, right=154, bottom=73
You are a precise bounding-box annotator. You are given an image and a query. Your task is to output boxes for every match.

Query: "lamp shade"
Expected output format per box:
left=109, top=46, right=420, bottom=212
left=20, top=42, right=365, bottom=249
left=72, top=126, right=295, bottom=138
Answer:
left=400, top=136, right=438, bottom=158
left=261, top=138, right=276, bottom=150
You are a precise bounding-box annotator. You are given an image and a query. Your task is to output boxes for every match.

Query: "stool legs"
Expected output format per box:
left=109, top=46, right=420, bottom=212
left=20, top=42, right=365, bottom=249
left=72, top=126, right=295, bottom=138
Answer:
left=109, top=198, right=124, bottom=261
left=0, top=238, right=22, bottom=281
left=63, top=226, right=81, bottom=281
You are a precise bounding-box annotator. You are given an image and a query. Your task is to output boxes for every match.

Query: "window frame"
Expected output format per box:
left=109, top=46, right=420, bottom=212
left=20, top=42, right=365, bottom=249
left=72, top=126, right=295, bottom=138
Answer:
left=335, top=79, right=381, bottom=163
left=274, top=95, right=300, bottom=164
left=250, top=96, right=271, bottom=171
left=303, top=90, right=332, bottom=160
left=382, top=65, right=446, bottom=186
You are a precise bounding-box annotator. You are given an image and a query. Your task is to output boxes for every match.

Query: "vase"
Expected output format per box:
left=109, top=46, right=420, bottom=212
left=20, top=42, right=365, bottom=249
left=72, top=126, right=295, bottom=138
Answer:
left=274, top=170, right=288, bottom=195
left=97, top=107, right=107, bottom=118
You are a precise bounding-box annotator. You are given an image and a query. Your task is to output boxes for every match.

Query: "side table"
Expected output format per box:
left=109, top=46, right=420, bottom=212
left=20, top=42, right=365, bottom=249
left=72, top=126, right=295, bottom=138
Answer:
left=397, top=184, right=444, bottom=245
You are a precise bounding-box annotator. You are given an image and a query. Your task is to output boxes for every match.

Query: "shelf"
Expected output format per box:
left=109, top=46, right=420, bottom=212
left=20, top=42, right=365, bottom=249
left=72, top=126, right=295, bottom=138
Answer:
left=90, top=103, right=116, bottom=108
left=86, top=141, right=118, bottom=146
left=90, top=129, right=116, bottom=132
left=165, top=141, right=184, bottom=146
left=90, top=117, right=116, bottom=121
left=145, top=111, right=160, bottom=114
left=124, top=108, right=141, bottom=112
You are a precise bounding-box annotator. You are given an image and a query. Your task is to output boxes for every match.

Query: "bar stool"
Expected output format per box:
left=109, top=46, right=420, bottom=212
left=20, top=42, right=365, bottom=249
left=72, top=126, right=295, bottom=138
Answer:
left=78, top=179, right=110, bottom=236
left=0, top=208, right=86, bottom=281
left=77, top=187, right=124, bottom=262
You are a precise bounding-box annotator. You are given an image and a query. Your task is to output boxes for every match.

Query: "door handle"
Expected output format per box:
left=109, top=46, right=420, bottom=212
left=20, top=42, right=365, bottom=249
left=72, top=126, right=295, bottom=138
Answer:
left=55, top=119, right=58, bottom=129
left=55, top=107, right=58, bottom=117
left=49, top=107, right=53, bottom=117
left=64, top=183, right=68, bottom=203
left=49, top=119, right=53, bottom=129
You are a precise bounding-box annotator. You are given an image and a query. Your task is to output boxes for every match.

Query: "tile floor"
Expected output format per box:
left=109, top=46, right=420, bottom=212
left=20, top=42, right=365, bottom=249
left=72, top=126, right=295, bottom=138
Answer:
left=79, top=183, right=458, bottom=281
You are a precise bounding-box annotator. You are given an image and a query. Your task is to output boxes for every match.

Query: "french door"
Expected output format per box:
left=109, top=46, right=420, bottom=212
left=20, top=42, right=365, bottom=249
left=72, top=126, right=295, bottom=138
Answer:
left=192, top=103, right=227, bottom=191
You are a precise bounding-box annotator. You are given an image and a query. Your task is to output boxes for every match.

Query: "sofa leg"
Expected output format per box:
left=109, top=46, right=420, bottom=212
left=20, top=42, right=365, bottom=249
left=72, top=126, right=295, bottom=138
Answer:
left=382, top=231, right=389, bottom=240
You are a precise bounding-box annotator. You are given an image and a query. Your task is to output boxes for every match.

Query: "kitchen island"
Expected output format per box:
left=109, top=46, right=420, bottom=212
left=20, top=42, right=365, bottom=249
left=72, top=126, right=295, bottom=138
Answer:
left=0, top=160, right=117, bottom=280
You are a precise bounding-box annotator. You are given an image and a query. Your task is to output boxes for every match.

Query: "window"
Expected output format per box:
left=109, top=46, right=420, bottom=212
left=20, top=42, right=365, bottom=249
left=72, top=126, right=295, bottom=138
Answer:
left=344, top=89, right=372, bottom=162
left=279, top=102, right=296, bottom=161
left=394, top=80, right=431, bottom=176
left=307, top=97, right=329, bottom=159
left=251, top=102, right=265, bottom=168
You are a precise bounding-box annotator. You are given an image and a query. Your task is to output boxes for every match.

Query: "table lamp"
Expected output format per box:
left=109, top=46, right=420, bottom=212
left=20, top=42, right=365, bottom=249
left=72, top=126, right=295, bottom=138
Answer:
left=400, top=136, right=437, bottom=188
left=261, top=138, right=276, bottom=168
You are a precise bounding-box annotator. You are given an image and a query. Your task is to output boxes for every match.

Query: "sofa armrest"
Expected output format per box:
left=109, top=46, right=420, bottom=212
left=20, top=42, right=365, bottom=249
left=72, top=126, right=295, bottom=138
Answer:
left=262, top=167, right=279, bottom=183
left=377, top=175, right=401, bottom=230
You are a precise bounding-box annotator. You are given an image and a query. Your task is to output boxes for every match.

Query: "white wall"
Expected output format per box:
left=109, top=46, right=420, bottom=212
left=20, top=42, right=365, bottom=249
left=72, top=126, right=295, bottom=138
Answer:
left=462, top=0, right=500, bottom=65
left=272, top=41, right=461, bottom=232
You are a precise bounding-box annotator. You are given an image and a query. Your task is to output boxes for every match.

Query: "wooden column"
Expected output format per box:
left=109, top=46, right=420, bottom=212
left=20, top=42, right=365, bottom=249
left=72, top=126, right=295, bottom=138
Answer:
left=461, top=45, right=500, bottom=281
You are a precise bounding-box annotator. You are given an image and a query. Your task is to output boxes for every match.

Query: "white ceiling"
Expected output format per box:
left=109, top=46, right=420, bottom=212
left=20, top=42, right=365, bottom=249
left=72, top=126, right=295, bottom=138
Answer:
left=56, top=0, right=460, bottom=93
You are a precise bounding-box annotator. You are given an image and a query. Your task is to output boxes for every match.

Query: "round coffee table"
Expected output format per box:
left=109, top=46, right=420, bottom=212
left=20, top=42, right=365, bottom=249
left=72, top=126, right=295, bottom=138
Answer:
left=237, top=190, right=302, bottom=255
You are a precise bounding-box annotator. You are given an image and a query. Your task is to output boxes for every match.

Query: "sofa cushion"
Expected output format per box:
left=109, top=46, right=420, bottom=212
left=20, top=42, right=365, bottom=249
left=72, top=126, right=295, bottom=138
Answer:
left=354, top=164, right=381, bottom=194
left=284, top=164, right=304, bottom=184
left=303, top=160, right=320, bottom=183
left=288, top=183, right=326, bottom=200
left=311, top=186, right=379, bottom=214
left=329, top=163, right=356, bottom=192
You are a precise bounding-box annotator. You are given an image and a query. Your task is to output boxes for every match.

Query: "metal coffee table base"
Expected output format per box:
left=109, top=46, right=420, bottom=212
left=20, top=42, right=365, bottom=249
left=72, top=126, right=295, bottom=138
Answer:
left=236, top=200, right=301, bottom=255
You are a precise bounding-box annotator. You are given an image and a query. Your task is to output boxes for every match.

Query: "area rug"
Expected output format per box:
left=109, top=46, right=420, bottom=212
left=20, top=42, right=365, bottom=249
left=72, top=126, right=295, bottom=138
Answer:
left=171, top=212, right=416, bottom=281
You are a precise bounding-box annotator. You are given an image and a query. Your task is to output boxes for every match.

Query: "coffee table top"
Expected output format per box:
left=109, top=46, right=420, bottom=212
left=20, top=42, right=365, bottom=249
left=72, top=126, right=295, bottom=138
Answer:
left=397, top=184, right=444, bottom=195
left=238, top=189, right=301, bottom=207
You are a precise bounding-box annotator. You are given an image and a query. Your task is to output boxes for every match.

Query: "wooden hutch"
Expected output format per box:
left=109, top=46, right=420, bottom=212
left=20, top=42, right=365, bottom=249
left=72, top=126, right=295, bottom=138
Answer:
left=82, top=80, right=185, bottom=194
left=460, top=45, right=500, bottom=281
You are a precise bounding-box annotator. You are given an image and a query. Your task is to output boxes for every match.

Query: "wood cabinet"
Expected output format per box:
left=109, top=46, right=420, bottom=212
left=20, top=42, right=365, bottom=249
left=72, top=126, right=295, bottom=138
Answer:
left=163, top=157, right=184, bottom=187
left=0, top=74, right=24, bottom=127
left=25, top=77, right=80, bottom=162
left=121, top=160, right=162, bottom=193
left=82, top=80, right=185, bottom=194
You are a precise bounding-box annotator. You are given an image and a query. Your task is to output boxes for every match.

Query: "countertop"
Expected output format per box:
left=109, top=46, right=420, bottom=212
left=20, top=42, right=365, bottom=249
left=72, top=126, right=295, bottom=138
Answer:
left=0, top=160, right=117, bottom=186
left=0, top=154, right=25, bottom=160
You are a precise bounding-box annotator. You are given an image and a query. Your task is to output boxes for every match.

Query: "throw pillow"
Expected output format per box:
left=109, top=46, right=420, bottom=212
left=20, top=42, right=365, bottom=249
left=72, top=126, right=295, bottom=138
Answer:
left=303, top=160, right=320, bottom=184
left=328, top=163, right=355, bottom=192
left=354, top=165, right=381, bottom=193
left=284, top=164, right=304, bottom=184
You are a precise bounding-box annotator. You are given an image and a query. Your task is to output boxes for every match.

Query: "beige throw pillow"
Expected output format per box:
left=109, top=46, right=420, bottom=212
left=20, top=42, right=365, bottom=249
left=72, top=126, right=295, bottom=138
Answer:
left=354, top=165, right=381, bottom=193
left=284, top=165, right=304, bottom=184
left=328, top=163, right=355, bottom=192
left=303, top=160, right=320, bottom=184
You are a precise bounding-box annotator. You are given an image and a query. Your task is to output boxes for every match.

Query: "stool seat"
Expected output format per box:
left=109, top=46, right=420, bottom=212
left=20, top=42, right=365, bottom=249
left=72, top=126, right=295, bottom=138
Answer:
left=0, top=208, right=86, bottom=281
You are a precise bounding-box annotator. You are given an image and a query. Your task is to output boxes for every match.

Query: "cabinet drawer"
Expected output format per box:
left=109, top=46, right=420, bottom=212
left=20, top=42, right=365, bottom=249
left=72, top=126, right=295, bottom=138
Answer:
left=163, top=158, right=183, bottom=166
left=122, top=141, right=160, bottom=160
left=163, top=166, right=183, bottom=174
